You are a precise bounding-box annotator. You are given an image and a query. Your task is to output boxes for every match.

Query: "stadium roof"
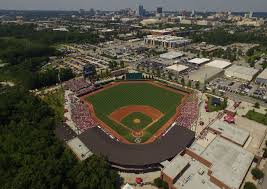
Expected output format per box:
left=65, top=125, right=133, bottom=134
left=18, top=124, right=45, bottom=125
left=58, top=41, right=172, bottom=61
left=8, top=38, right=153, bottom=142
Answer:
left=257, top=69, right=267, bottom=80
left=166, top=64, right=189, bottom=72
left=209, top=120, right=249, bottom=146
left=201, top=137, right=254, bottom=189
left=188, top=58, right=210, bottom=65
left=160, top=51, right=184, bottom=59
left=77, top=126, right=195, bottom=167
left=205, top=60, right=232, bottom=69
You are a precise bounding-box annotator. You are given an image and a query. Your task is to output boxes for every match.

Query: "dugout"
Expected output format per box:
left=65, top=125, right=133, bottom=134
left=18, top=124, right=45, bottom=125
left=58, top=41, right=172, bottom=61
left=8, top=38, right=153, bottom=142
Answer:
left=126, top=73, right=143, bottom=80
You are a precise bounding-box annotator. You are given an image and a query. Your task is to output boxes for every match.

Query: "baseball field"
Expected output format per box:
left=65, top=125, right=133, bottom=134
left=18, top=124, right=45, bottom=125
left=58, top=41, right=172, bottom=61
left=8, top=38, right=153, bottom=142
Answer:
left=85, top=81, right=186, bottom=143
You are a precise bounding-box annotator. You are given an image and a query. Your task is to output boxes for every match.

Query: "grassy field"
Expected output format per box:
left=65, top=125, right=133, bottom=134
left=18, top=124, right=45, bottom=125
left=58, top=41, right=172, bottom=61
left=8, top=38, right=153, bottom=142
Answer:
left=121, top=112, right=153, bottom=131
left=245, top=110, right=267, bottom=125
left=86, top=82, right=184, bottom=142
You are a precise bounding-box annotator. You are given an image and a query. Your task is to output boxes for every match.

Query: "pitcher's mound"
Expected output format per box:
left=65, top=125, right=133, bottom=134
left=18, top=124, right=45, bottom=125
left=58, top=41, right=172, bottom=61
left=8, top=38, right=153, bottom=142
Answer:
left=133, top=119, right=141, bottom=124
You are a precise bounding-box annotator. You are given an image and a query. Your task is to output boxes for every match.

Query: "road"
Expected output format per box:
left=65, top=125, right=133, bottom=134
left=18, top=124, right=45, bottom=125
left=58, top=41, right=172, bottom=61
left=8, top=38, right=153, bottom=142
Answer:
left=225, top=92, right=267, bottom=108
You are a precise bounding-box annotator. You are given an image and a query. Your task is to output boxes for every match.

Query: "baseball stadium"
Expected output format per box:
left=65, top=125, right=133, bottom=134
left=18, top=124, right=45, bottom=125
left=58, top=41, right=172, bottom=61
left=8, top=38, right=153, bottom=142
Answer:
left=61, top=76, right=197, bottom=170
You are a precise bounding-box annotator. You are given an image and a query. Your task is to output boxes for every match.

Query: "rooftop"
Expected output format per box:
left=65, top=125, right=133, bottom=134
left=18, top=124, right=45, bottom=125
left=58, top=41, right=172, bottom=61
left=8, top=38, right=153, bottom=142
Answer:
left=162, top=155, right=190, bottom=180
left=67, top=137, right=93, bottom=160
left=209, top=120, right=249, bottom=146
left=257, top=68, right=267, bottom=80
left=188, top=58, right=210, bottom=65
left=189, top=66, right=223, bottom=83
left=145, top=35, right=189, bottom=42
left=201, top=137, right=254, bottom=189
left=160, top=51, right=184, bottom=59
left=173, top=154, right=220, bottom=189
left=166, top=64, right=189, bottom=72
left=78, top=126, right=195, bottom=166
left=225, top=65, right=259, bottom=80
left=205, top=60, right=232, bottom=69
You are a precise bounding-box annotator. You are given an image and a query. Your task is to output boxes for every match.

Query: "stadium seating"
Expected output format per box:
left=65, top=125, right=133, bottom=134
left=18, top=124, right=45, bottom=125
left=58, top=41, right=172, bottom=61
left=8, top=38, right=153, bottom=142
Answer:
left=175, top=94, right=198, bottom=129
left=67, top=93, right=97, bottom=133
left=65, top=78, right=92, bottom=92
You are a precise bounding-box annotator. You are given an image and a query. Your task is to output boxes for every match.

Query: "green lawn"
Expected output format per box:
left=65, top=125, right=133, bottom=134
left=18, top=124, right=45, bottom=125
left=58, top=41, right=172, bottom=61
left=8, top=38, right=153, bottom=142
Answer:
left=245, top=110, right=267, bottom=125
left=121, top=112, right=153, bottom=131
left=86, top=82, right=184, bottom=142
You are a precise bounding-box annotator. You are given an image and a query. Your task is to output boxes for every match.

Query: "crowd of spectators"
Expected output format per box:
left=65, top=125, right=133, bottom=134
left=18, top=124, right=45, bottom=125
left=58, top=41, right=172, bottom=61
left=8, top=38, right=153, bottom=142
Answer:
left=67, top=93, right=97, bottom=133
left=175, top=94, right=199, bottom=129
left=64, top=78, right=97, bottom=96
left=64, top=78, right=91, bottom=92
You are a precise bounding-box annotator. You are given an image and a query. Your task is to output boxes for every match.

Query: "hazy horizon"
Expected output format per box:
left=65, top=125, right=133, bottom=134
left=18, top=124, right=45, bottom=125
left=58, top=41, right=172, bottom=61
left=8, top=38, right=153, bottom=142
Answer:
left=0, top=0, right=267, bottom=12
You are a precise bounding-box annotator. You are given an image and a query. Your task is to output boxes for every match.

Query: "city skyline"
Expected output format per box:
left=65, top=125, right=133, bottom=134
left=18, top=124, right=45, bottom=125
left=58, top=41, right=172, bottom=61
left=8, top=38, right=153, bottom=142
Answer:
left=0, top=0, right=267, bottom=12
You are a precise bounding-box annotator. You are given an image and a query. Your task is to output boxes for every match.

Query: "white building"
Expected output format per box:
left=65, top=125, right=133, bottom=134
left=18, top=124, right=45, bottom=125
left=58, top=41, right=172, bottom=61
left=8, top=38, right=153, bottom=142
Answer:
left=189, top=66, right=224, bottom=84
left=166, top=64, right=189, bottom=75
left=205, top=60, right=232, bottom=69
left=225, top=65, right=259, bottom=81
left=256, top=69, right=267, bottom=86
left=188, top=58, right=210, bottom=66
left=144, top=35, right=191, bottom=48
left=160, top=51, right=184, bottom=60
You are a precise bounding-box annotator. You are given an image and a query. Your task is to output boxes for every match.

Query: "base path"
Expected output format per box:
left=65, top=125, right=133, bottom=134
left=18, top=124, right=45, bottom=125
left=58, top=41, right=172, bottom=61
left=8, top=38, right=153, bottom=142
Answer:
left=82, top=101, right=131, bottom=144
left=109, top=105, right=163, bottom=122
left=144, top=93, right=190, bottom=144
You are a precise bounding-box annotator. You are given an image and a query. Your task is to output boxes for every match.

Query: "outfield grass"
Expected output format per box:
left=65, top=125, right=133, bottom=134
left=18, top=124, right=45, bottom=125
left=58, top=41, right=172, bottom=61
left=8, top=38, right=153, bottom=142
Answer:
left=87, top=82, right=184, bottom=142
left=245, top=110, right=267, bottom=126
left=121, top=112, right=153, bottom=131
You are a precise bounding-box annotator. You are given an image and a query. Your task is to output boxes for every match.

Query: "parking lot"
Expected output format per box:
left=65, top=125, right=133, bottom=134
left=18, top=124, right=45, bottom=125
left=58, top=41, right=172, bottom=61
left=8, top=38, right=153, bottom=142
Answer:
left=207, top=77, right=267, bottom=101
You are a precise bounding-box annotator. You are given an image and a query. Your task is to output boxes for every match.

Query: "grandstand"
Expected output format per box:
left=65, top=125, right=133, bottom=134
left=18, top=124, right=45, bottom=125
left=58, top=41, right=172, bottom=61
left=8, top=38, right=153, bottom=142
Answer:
left=64, top=78, right=100, bottom=97
left=175, top=94, right=199, bottom=129
left=64, top=91, right=98, bottom=134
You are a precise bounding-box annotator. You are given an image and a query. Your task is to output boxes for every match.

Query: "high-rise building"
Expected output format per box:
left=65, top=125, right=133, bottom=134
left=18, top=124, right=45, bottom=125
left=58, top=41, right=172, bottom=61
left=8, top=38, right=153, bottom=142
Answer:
left=79, top=9, right=85, bottom=15
left=137, top=5, right=145, bottom=17
left=157, top=7, right=163, bottom=14
left=191, top=10, right=195, bottom=17
left=89, top=8, right=95, bottom=16
left=249, top=11, right=254, bottom=18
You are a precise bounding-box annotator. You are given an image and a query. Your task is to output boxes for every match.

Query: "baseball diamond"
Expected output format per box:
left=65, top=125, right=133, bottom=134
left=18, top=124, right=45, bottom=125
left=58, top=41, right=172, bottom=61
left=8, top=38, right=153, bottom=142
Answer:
left=81, top=81, right=188, bottom=143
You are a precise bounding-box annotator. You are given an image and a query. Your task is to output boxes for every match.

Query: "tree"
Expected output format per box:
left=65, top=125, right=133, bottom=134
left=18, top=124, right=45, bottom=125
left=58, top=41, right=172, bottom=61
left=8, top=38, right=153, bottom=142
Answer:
left=251, top=168, right=264, bottom=179
left=188, top=80, right=192, bottom=87
left=181, top=78, right=185, bottom=86
left=254, top=102, right=260, bottom=109
left=136, top=64, right=140, bottom=71
left=153, top=178, right=168, bottom=189
left=0, top=87, right=122, bottom=189
left=195, top=81, right=200, bottom=90
left=70, top=155, right=121, bottom=189
left=120, top=61, right=125, bottom=68
left=263, top=148, right=267, bottom=158
left=243, top=182, right=257, bottom=189
left=156, top=69, right=161, bottom=77
left=168, top=73, right=173, bottom=80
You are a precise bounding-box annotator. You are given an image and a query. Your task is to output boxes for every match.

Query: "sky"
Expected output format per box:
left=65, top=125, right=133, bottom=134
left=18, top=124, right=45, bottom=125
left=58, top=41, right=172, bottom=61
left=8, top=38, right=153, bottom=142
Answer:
left=1, top=0, right=267, bottom=12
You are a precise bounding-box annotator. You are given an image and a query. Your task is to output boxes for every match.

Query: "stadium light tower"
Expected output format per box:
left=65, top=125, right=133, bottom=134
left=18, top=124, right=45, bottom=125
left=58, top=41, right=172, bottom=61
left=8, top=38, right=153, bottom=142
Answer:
left=58, top=69, right=63, bottom=89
